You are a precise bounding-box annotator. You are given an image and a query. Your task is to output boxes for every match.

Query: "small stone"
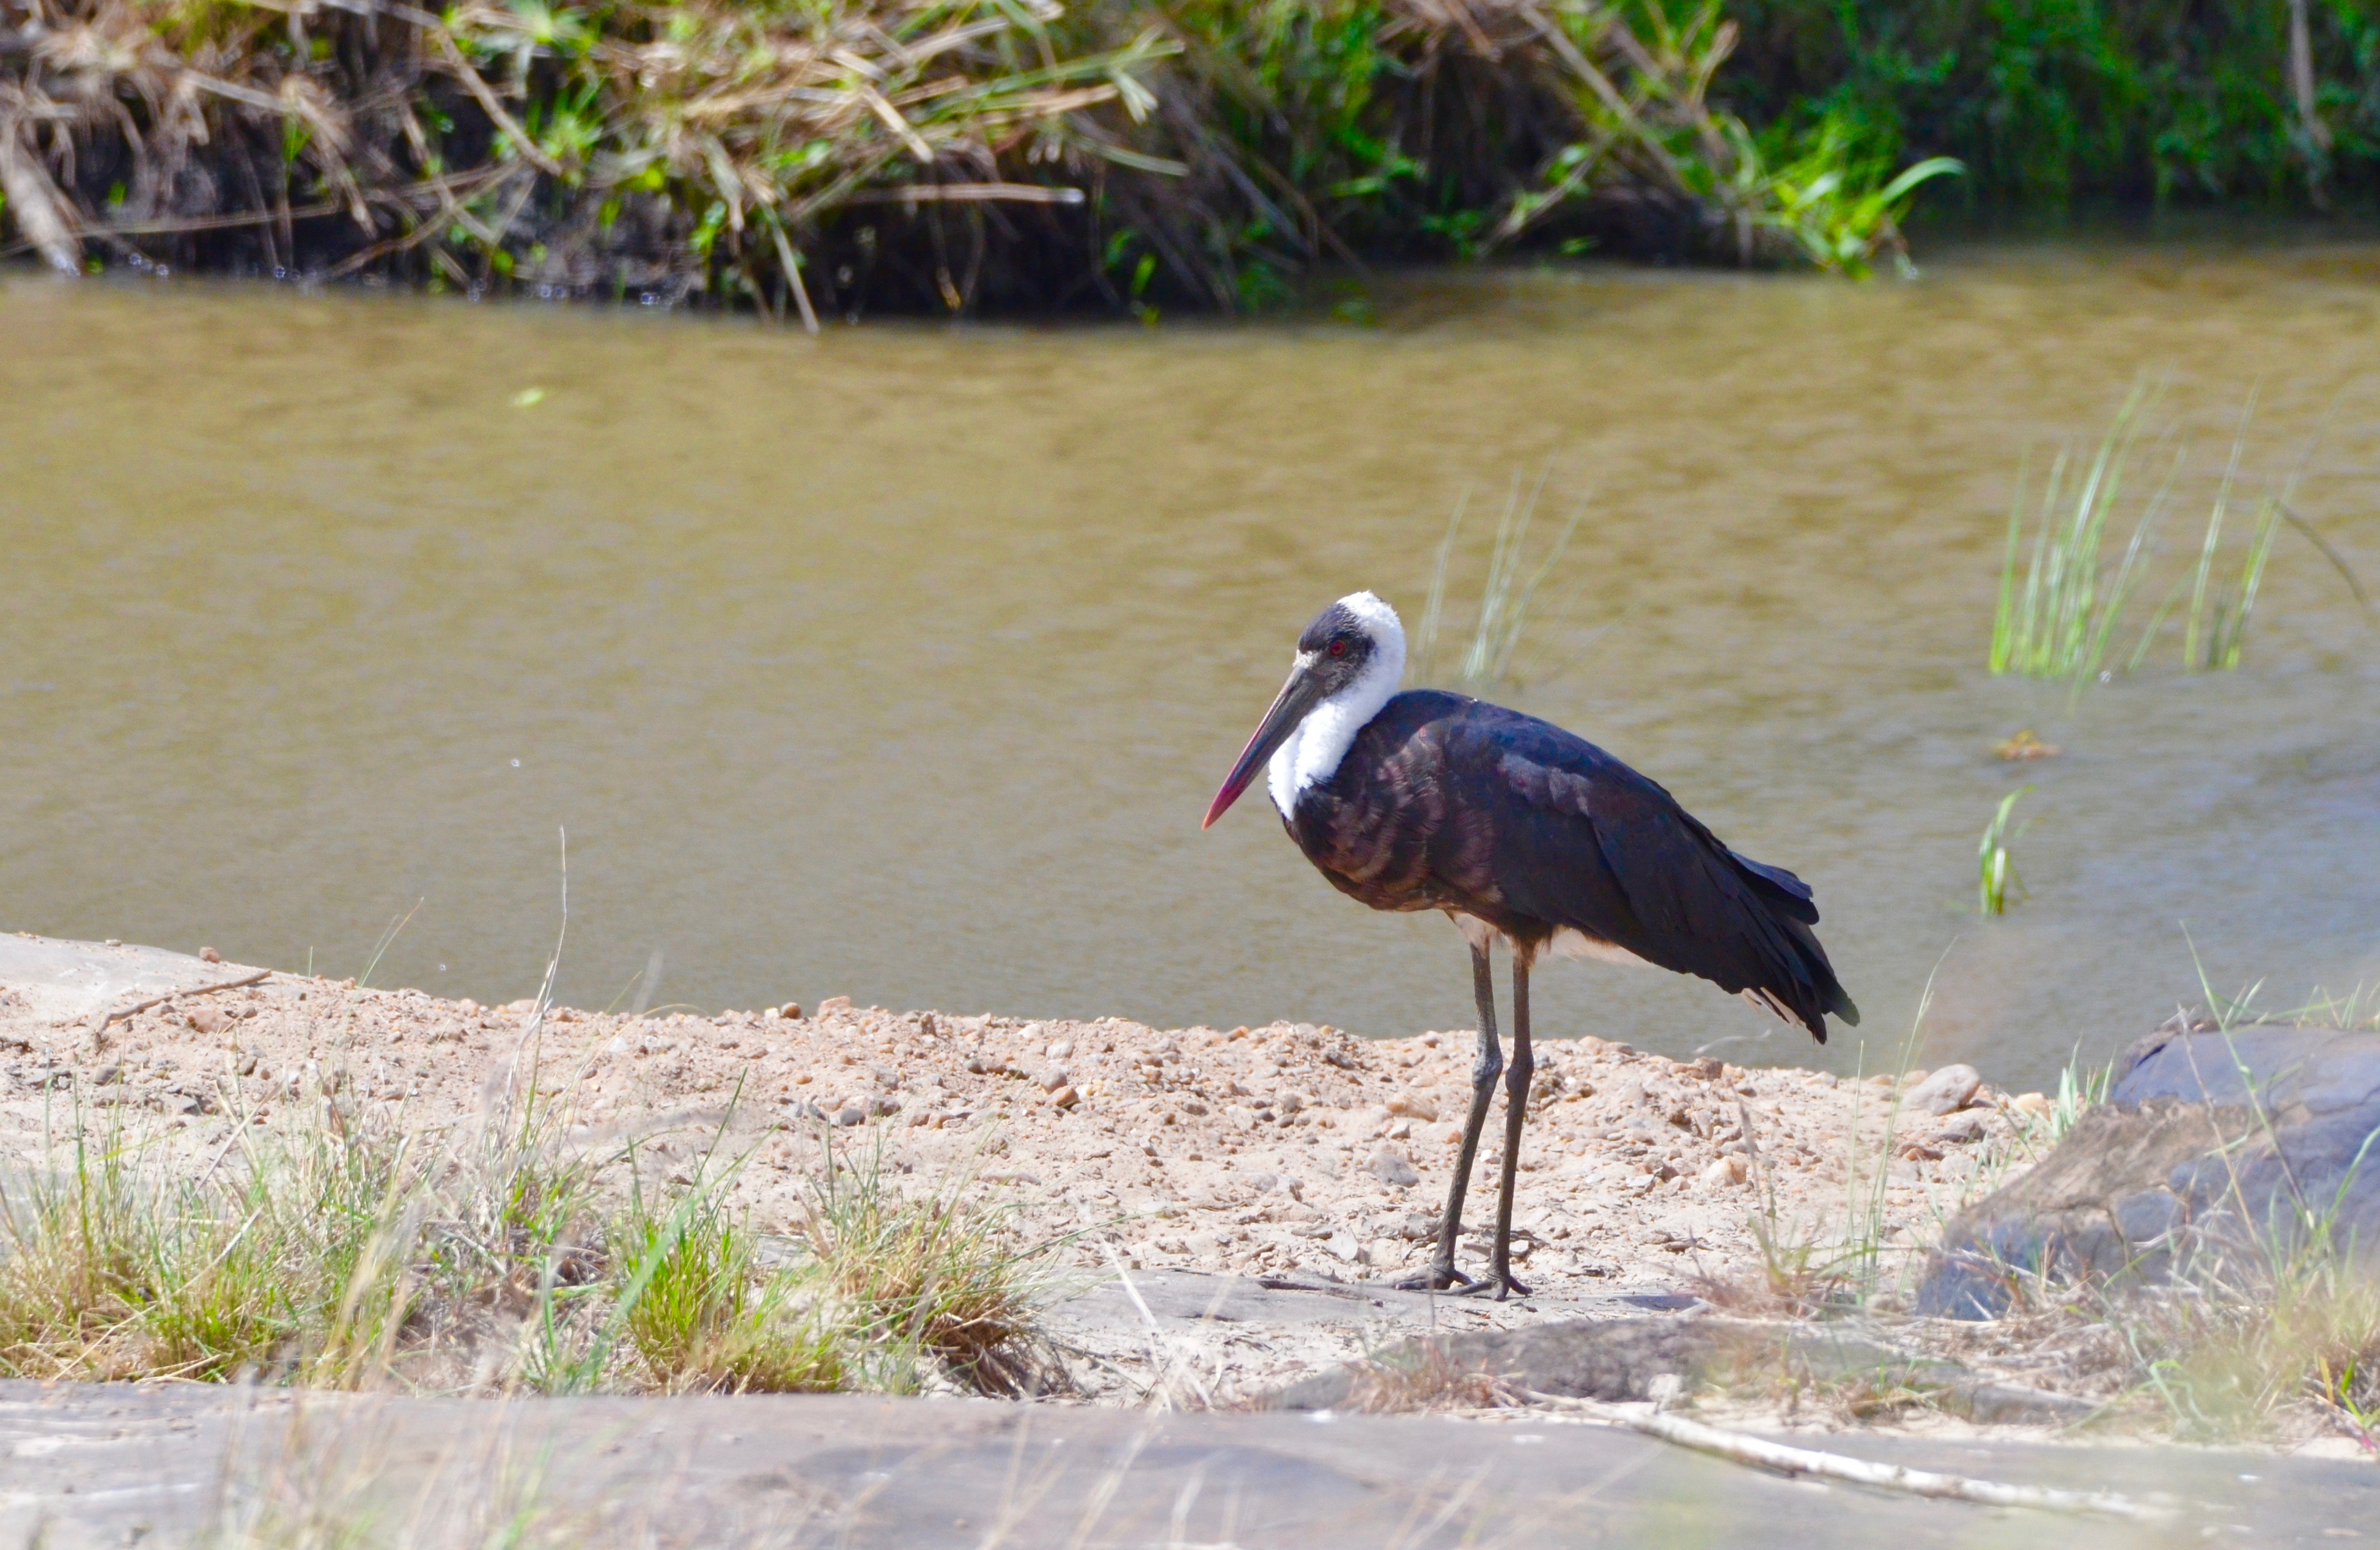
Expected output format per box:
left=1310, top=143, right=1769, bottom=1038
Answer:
left=1250, top=1172, right=1278, bottom=1193
left=1699, top=1155, right=1747, bottom=1187
left=1036, top=1067, right=1070, bottom=1093
left=1047, top=1039, right=1073, bottom=1059
left=1936, top=1110, right=1989, bottom=1143
left=780, top=1002, right=804, bottom=1020
left=834, top=1105, right=866, bottom=1126
left=1368, top=1147, right=1421, bottom=1188
left=1277, top=1092, right=1305, bottom=1116
left=1328, top=1231, right=1360, bottom=1263
left=817, top=996, right=853, bottom=1015
left=190, top=1006, right=231, bottom=1036
left=2011, top=1091, right=2053, bottom=1119
left=1906, top=1064, right=1983, bottom=1116
left=198, top=946, right=221, bottom=964
left=1049, top=1085, right=1080, bottom=1109
left=1385, top=1092, right=1439, bottom=1121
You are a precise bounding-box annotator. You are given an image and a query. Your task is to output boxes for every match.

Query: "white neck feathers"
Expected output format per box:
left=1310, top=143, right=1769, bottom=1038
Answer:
left=1266, top=592, right=1406, bottom=818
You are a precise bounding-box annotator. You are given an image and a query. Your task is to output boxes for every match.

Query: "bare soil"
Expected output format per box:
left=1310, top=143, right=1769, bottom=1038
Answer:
left=1, top=944, right=2039, bottom=1335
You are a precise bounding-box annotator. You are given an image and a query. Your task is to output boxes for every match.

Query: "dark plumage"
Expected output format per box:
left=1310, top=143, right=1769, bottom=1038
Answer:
left=1204, top=592, right=1856, bottom=1298
left=1288, top=690, right=1857, bottom=1041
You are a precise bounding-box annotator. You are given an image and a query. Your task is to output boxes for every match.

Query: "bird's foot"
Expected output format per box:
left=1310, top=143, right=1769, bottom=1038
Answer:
left=1391, top=1262, right=1478, bottom=1293
left=1450, top=1265, right=1531, bottom=1301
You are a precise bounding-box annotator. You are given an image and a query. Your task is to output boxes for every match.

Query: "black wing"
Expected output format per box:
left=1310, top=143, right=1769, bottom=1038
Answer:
left=1448, top=705, right=1858, bottom=1041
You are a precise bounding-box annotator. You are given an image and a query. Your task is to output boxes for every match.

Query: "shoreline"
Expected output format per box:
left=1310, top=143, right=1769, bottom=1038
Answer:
left=1, top=933, right=2040, bottom=1320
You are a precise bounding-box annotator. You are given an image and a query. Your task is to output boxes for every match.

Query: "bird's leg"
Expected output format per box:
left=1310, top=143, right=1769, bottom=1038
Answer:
left=1397, top=939, right=1500, bottom=1293
left=1481, top=953, right=1535, bottom=1300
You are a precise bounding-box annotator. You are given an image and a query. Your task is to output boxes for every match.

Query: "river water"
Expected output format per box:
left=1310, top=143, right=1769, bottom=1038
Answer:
left=4, top=242, right=2376, bottom=1090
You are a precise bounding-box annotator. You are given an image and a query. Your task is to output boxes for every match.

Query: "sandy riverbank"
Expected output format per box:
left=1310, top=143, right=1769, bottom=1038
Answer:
left=1, top=938, right=2046, bottom=1321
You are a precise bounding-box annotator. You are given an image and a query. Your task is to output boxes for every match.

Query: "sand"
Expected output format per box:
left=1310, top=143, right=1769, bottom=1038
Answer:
left=0, top=951, right=2043, bottom=1317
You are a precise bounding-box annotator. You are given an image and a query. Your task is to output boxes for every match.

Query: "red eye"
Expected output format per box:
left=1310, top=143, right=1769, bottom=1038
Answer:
left=1328, top=639, right=1349, bottom=657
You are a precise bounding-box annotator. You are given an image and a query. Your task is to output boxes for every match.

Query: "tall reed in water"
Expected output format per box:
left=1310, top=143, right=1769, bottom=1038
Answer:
left=1976, top=786, right=2031, bottom=917
left=1415, top=473, right=1586, bottom=694
left=1988, top=387, right=2167, bottom=684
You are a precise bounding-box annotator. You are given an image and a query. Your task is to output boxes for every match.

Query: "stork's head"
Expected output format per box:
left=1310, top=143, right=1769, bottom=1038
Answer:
left=1204, top=592, right=1406, bottom=828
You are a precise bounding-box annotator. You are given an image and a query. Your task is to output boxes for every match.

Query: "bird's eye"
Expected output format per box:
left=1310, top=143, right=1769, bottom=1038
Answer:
left=1327, top=638, right=1349, bottom=658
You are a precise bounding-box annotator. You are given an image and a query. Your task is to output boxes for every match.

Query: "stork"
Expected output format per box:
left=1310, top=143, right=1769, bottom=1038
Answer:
left=1203, top=592, right=1857, bottom=1297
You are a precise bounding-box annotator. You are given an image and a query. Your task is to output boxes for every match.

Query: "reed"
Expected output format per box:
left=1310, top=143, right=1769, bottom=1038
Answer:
left=1988, top=387, right=2167, bottom=684
left=1414, top=471, right=1588, bottom=693
left=1975, top=785, right=2030, bottom=917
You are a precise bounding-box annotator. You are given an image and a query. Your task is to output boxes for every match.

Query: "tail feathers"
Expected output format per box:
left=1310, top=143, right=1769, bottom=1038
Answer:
left=1729, top=851, right=1820, bottom=923
left=1777, top=914, right=1857, bottom=1035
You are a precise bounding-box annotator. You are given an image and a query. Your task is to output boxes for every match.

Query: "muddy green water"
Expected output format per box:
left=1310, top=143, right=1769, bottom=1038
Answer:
left=4, top=245, right=2376, bottom=1090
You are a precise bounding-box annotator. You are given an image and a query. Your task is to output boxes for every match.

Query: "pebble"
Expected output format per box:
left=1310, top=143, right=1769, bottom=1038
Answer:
left=1368, top=1146, right=1421, bottom=1188
left=1936, top=1110, right=1990, bottom=1143
left=1907, top=1063, right=1983, bottom=1115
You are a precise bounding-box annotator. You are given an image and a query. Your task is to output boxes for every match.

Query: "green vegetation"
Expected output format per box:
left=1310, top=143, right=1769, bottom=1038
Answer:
left=1988, top=389, right=2164, bottom=682
left=12, top=0, right=2380, bottom=310
left=1721, top=0, right=2380, bottom=212
left=1990, top=389, right=2362, bottom=682
left=0, top=1075, right=1049, bottom=1395
left=1413, top=473, right=1590, bottom=693
left=0, top=0, right=1963, bottom=314
left=1975, top=785, right=2030, bottom=916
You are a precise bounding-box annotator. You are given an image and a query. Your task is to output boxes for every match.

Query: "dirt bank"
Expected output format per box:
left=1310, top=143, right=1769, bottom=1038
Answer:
left=0, top=936, right=2041, bottom=1321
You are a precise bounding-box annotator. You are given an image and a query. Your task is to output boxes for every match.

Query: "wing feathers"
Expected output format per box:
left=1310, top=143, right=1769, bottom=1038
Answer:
left=1484, top=732, right=1852, bottom=1039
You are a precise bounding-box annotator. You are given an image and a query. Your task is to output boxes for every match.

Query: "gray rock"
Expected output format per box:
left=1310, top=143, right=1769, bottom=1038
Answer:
left=1934, top=1110, right=1988, bottom=1143
left=1918, top=1022, right=2380, bottom=1318
left=1259, top=1315, right=2101, bottom=1425
left=1906, top=1063, right=1981, bottom=1116
left=1368, top=1147, right=1420, bottom=1188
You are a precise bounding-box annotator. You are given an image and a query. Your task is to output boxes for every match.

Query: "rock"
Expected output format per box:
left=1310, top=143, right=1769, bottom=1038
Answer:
left=1036, top=1067, right=1070, bottom=1093
left=1261, top=1315, right=2103, bottom=1425
left=1935, top=1110, right=1989, bottom=1144
left=1918, top=1024, right=2380, bottom=1318
left=1049, top=1085, right=1080, bottom=1109
left=190, top=1006, right=232, bottom=1036
left=1385, top=1093, right=1437, bottom=1121
left=1906, top=1063, right=1981, bottom=1116
left=198, top=946, right=221, bottom=964
left=1698, top=1156, right=1746, bottom=1187
left=1328, top=1231, right=1360, bottom=1263
left=834, top=1105, right=866, bottom=1127
left=816, top=996, right=853, bottom=1015
left=1368, top=1147, right=1421, bottom=1188
left=2010, top=1091, right=2052, bottom=1120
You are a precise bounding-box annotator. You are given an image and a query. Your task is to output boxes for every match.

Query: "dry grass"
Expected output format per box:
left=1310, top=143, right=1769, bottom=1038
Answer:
left=0, top=1057, right=1053, bottom=1397
left=2, top=0, right=1959, bottom=313
left=1335, top=1337, right=1525, bottom=1412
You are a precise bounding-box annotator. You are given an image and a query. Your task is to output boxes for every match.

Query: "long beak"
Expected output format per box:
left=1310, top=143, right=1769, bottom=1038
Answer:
left=1203, top=659, right=1325, bottom=829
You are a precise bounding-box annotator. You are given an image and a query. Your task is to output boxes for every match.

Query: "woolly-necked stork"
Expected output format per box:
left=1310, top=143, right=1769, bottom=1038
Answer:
left=1203, top=592, right=1857, bottom=1297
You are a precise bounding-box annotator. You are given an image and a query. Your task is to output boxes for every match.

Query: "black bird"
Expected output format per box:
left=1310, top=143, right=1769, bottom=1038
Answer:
left=1203, top=592, right=1857, bottom=1297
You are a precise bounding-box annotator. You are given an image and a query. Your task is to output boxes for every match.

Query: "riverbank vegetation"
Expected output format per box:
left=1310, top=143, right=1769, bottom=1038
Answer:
left=0, top=1074, right=1053, bottom=1395
left=1989, top=388, right=2368, bottom=685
